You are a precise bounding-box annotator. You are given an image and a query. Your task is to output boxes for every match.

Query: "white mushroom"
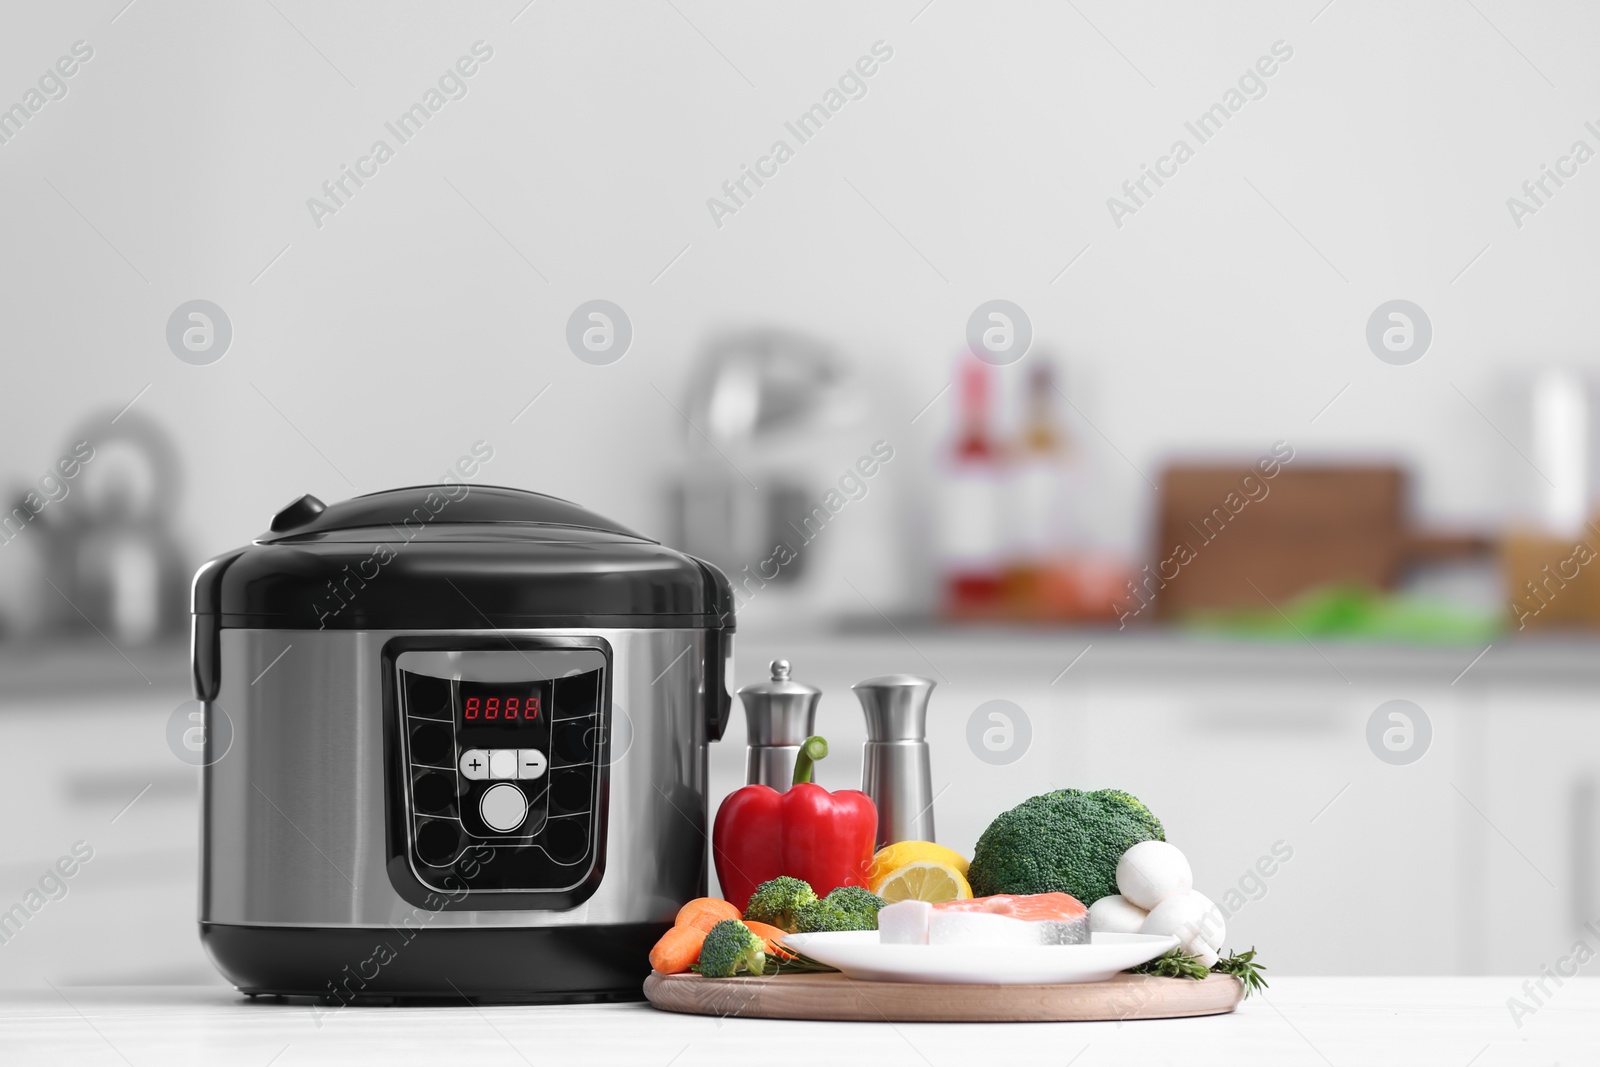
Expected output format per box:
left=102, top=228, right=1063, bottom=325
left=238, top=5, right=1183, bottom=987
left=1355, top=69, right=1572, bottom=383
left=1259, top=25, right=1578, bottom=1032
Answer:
left=1116, top=840, right=1194, bottom=910
left=1140, top=890, right=1226, bottom=968
left=1087, top=894, right=1149, bottom=934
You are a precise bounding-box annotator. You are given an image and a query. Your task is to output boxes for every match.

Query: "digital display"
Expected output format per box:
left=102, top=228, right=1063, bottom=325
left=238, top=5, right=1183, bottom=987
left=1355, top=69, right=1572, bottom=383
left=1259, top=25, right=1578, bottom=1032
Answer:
left=458, top=681, right=547, bottom=728
left=464, top=693, right=540, bottom=721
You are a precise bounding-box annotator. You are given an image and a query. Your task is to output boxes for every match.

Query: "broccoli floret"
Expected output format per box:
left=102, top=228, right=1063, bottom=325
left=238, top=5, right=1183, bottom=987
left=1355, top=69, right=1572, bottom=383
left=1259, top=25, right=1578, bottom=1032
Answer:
left=822, top=886, right=887, bottom=921
left=966, top=788, right=1165, bottom=906
left=743, top=876, right=819, bottom=933
left=791, top=887, right=886, bottom=934
left=693, top=919, right=766, bottom=978
left=791, top=901, right=855, bottom=933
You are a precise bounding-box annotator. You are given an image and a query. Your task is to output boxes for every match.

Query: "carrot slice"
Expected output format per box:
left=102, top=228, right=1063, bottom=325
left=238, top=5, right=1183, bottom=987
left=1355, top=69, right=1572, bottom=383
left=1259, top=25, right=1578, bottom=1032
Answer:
left=741, top=920, right=798, bottom=960
left=649, top=924, right=708, bottom=975
left=675, top=897, right=741, bottom=934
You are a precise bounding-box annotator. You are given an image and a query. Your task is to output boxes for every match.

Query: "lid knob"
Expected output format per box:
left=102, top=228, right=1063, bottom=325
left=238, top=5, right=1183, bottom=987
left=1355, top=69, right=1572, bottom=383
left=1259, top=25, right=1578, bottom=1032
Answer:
left=271, top=493, right=327, bottom=533
left=770, top=659, right=791, bottom=681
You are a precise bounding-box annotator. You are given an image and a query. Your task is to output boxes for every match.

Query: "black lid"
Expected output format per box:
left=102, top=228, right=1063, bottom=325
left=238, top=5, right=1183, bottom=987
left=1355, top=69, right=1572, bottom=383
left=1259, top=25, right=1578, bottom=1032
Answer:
left=192, top=486, right=736, bottom=631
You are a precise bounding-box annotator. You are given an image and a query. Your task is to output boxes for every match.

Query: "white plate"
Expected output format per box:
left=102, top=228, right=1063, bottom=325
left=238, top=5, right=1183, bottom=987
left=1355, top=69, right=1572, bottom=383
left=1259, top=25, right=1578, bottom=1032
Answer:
left=780, top=931, right=1181, bottom=985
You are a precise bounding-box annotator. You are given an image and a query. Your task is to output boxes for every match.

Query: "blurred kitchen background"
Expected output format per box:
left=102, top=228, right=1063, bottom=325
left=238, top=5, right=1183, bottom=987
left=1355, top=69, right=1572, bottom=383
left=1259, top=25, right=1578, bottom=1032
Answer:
left=4, top=0, right=1600, bottom=987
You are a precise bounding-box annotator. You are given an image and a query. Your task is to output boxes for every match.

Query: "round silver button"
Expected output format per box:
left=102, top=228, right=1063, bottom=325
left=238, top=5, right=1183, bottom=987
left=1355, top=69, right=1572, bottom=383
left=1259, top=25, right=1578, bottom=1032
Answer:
left=479, top=782, right=528, bottom=833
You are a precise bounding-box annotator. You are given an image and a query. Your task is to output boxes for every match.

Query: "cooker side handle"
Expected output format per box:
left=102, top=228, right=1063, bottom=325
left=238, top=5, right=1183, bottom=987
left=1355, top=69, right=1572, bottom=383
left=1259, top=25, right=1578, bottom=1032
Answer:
left=706, top=629, right=734, bottom=742
left=190, top=548, right=247, bottom=701
left=692, top=557, right=736, bottom=743
left=193, top=615, right=221, bottom=702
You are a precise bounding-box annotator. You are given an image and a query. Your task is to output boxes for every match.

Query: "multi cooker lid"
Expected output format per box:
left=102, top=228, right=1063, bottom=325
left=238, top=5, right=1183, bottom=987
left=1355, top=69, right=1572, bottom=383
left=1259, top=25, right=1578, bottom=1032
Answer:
left=192, top=485, right=736, bottom=632
left=261, top=485, right=648, bottom=542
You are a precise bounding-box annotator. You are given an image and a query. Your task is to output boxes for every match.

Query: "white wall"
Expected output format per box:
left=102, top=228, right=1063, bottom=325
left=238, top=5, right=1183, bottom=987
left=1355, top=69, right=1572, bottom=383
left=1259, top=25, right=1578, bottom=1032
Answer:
left=3, top=0, right=1599, bottom=606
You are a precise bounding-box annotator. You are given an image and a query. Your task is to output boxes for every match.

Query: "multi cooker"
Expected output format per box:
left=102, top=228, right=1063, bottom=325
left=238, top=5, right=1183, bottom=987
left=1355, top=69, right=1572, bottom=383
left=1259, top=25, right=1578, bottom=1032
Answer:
left=191, top=485, right=734, bottom=1001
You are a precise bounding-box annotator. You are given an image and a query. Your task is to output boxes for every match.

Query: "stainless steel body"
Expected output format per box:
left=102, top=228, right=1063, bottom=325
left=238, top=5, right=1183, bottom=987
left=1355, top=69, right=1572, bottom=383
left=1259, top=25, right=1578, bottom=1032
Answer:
left=737, top=659, right=820, bottom=790
left=203, top=626, right=718, bottom=929
left=853, top=675, right=936, bottom=849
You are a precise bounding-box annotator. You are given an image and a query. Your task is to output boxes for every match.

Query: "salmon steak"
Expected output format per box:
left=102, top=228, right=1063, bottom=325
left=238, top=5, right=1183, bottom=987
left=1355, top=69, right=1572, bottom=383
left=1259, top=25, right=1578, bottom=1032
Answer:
left=880, top=892, right=1091, bottom=946
left=935, top=893, right=1088, bottom=922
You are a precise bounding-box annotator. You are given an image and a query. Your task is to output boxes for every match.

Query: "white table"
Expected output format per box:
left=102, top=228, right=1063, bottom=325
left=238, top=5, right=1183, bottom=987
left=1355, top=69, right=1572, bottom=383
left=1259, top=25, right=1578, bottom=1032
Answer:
left=1, top=979, right=1593, bottom=1065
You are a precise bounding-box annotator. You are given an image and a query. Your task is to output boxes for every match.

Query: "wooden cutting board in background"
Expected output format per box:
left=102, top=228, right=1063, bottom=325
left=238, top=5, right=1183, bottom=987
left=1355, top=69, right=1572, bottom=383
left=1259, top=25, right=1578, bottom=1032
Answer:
left=1152, top=464, right=1488, bottom=617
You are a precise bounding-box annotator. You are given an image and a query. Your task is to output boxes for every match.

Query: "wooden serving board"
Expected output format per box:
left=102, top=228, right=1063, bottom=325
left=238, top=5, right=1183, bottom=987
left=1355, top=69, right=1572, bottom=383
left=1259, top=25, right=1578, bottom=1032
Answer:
left=643, top=970, right=1243, bottom=1023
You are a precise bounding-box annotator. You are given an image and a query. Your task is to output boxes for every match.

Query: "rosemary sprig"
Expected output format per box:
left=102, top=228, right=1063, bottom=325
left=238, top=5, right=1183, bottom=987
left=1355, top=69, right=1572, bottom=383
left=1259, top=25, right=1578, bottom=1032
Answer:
left=1130, top=951, right=1211, bottom=981
left=1130, top=947, right=1268, bottom=998
left=1212, top=947, right=1268, bottom=997
left=761, top=948, right=838, bottom=976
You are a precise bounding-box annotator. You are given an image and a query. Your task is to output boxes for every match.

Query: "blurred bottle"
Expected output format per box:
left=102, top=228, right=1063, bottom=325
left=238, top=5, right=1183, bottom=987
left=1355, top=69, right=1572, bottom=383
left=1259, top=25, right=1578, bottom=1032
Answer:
left=1005, top=359, right=1077, bottom=615
left=938, top=357, right=1004, bottom=617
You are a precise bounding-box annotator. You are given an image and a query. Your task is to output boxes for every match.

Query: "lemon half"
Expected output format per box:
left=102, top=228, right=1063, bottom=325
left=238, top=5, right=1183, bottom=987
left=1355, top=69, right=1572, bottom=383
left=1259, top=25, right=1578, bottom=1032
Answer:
left=868, top=841, right=973, bottom=903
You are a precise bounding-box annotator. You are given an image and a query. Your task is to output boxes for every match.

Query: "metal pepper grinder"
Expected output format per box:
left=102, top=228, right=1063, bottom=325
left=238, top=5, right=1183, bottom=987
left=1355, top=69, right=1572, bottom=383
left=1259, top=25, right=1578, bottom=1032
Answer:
left=852, top=675, right=937, bottom=849
left=737, top=660, right=821, bottom=791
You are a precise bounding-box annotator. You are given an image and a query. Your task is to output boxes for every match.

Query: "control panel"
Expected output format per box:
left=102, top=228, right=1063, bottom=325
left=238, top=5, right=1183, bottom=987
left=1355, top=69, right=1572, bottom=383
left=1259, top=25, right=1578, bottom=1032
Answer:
left=391, top=644, right=609, bottom=901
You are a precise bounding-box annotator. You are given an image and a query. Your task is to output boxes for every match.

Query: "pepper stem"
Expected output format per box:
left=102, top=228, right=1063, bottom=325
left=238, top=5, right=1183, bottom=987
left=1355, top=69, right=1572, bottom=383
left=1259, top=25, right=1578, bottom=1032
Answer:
left=792, top=735, right=829, bottom=785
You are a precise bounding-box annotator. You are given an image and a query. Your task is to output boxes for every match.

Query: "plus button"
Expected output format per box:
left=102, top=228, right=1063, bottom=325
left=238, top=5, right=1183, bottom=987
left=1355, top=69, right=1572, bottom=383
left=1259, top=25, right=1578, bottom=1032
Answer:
left=459, top=749, right=490, bottom=781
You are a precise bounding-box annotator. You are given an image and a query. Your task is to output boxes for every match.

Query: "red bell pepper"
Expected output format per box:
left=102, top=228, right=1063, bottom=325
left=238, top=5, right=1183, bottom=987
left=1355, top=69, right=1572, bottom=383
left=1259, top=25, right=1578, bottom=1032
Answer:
left=712, top=735, right=878, bottom=912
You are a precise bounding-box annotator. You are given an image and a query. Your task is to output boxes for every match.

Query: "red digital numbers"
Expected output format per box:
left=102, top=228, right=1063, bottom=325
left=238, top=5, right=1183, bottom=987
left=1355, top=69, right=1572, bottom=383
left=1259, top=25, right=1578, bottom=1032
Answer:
left=462, top=690, right=542, bottom=724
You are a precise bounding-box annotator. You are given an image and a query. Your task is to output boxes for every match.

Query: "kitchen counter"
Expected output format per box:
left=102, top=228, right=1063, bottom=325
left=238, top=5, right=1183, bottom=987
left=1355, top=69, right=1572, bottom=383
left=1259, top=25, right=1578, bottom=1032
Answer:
left=746, top=624, right=1600, bottom=686
left=0, top=980, right=1592, bottom=1065
left=7, top=626, right=1600, bottom=703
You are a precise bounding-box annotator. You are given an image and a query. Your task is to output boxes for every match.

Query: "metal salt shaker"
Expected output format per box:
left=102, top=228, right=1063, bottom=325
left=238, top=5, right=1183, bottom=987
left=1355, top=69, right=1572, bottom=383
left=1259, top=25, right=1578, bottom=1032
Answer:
left=852, top=675, right=937, bottom=849
left=737, top=660, right=821, bottom=791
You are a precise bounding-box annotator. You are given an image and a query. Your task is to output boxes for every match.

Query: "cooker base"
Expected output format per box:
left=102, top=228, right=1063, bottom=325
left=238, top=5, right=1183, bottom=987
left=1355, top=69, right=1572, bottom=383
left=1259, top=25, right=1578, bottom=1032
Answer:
left=200, top=921, right=669, bottom=1003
